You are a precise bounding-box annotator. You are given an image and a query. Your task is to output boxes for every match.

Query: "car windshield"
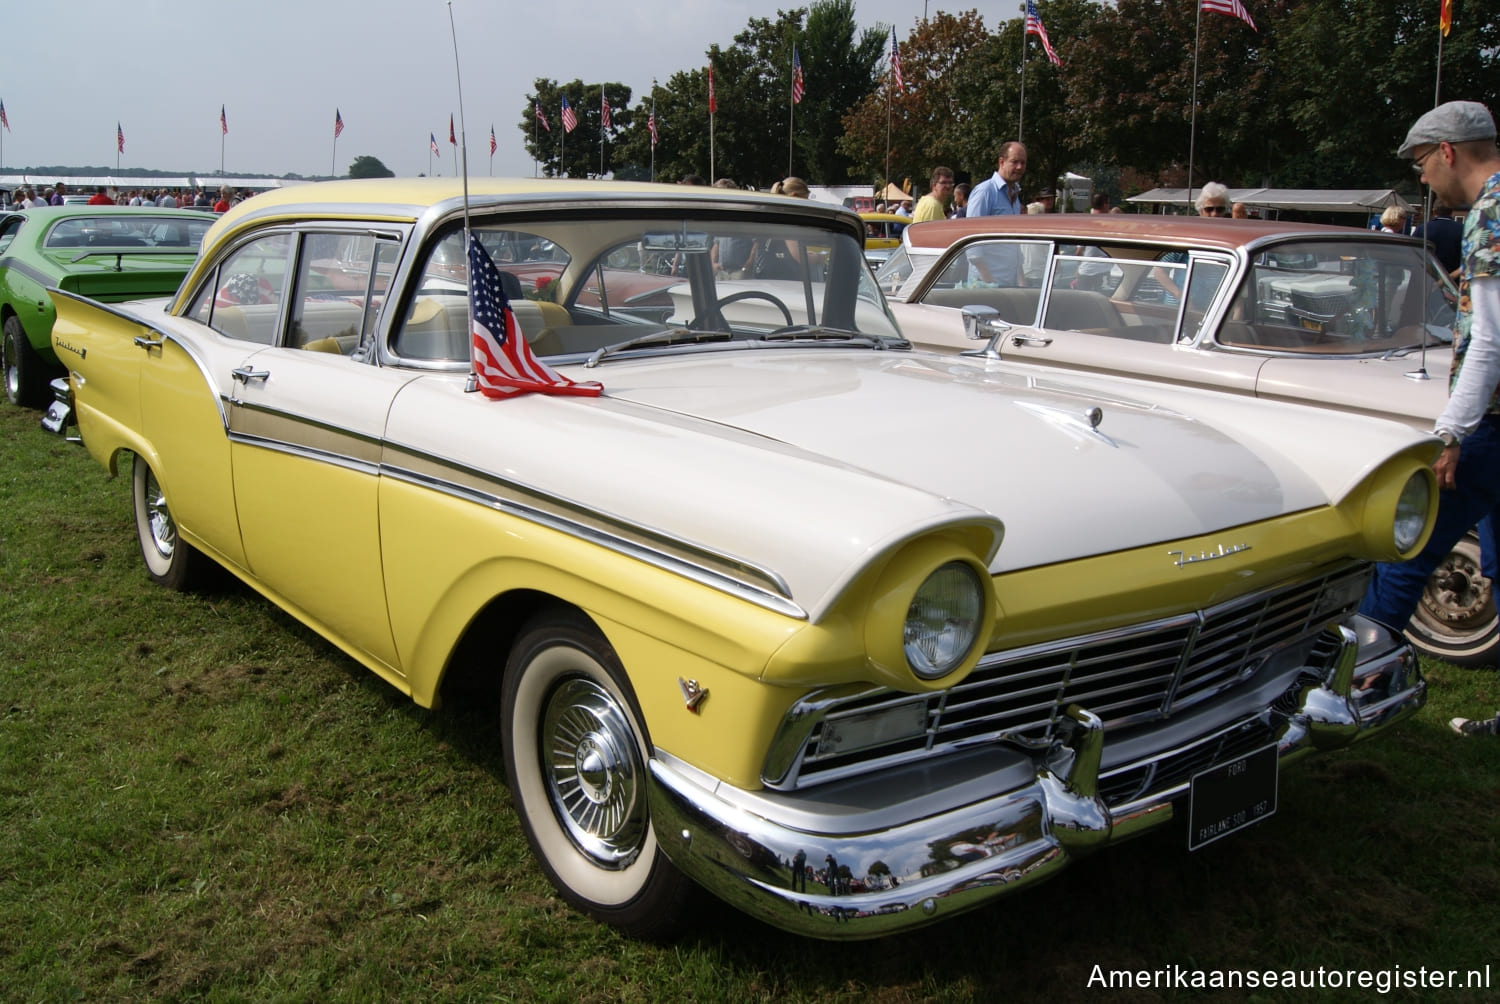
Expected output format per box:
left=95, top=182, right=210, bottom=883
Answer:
left=44, top=215, right=211, bottom=250
left=1221, top=239, right=1455, bottom=353
left=392, top=214, right=903, bottom=363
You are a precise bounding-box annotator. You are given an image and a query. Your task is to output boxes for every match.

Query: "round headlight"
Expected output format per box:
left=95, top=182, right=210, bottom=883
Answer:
left=1393, top=470, right=1432, bottom=554
left=904, top=562, right=984, bottom=679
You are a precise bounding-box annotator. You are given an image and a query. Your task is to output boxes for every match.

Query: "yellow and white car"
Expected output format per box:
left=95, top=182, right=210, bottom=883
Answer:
left=48, top=178, right=1435, bottom=940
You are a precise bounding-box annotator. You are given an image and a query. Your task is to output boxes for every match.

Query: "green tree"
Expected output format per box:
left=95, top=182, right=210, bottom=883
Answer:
left=520, top=79, right=632, bottom=178
left=347, top=155, right=394, bottom=179
left=839, top=11, right=996, bottom=193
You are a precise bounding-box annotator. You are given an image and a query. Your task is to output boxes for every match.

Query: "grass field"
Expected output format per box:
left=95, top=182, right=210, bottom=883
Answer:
left=2, top=400, right=1497, bottom=1002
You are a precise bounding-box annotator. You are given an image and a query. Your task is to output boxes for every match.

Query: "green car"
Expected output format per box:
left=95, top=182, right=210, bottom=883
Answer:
left=1, top=205, right=211, bottom=407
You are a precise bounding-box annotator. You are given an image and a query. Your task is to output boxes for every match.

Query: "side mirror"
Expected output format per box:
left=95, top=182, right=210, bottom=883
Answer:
left=960, top=304, right=1010, bottom=358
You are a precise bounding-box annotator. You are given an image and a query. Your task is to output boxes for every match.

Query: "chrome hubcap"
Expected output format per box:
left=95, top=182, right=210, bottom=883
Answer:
left=541, top=676, right=646, bottom=869
left=144, top=469, right=176, bottom=560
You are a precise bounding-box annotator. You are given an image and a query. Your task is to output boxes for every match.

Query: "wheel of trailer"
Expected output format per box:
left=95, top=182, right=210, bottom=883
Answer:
left=501, top=608, right=693, bottom=937
left=1407, top=530, right=1499, bottom=667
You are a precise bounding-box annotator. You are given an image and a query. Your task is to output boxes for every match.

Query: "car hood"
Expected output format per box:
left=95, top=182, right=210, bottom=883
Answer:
left=587, top=350, right=1328, bottom=571
left=388, top=348, right=1424, bottom=619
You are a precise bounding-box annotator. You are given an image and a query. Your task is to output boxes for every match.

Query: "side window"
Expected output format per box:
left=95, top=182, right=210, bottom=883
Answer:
left=188, top=233, right=294, bottom=344
left=0, top=216, right=22, bottom=254
left=922, top=239, right=1043, bottom=325
left=287, top=233, right=389, bottom=355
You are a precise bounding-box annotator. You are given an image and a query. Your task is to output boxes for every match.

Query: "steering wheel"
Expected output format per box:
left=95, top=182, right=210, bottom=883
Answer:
left=716, top=289, right=794, bottom=326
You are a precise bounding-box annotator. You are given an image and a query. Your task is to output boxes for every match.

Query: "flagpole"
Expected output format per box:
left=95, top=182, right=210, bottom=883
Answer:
left=1434, top=19, right=1445, bottom=105
left=533, top=111, right=538, bottom=177
left=1187, top=1, right=1202, bottom=210
left=331, top=135, right=337, bottom=179
left=600, top=87, right=605, bottom=179
left=787, top=49, right=795, bottom=179
left=1018, top=3, right=1028, bottom=142
left=884, top=75, right=892, bottom=196
left=650, top=82, right=657, bottom=183
left=560, top=103, right=566, bottom=178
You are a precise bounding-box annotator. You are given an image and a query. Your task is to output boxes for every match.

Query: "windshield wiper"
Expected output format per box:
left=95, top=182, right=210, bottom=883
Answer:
left=757, top=326, right=906, bottom=348
left=584, top=326, right=733, bottom=367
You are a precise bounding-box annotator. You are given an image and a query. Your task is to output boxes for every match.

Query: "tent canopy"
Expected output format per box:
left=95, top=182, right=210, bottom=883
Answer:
left=1127, top=187, right=1411, bottom=215
left=877, top=182, right=911, bottom=202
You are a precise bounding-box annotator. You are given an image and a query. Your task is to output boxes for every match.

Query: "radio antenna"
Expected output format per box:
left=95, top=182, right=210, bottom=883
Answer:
left=447, top=2, right=471, bottom=241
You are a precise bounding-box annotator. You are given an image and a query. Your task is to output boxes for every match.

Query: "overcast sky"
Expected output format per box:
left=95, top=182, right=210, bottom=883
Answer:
left=0, top=1, right=1014, bottom=182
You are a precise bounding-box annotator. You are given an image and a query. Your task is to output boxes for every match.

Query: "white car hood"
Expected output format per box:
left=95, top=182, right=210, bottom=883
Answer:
left=389, top=347, right=1423, bottom=618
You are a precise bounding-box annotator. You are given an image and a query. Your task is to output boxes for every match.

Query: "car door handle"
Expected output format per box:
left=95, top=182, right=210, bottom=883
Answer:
left=231, top=366, right=271, bottom=384
left=1011, top=333, right=1053, bottom=347
left=133, top=335, right=163, bottom=350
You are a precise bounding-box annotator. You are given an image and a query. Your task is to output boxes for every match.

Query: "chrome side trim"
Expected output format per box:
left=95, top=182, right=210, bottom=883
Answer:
left=217, top=400, right=804, bottom=618
left=383, top=462, right=806, bottom=619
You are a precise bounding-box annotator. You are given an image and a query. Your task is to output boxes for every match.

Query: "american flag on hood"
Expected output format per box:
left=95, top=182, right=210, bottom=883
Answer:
left=1201, top=0, right=1257, bottom=31
left=468, top=235, right=602, bottom=399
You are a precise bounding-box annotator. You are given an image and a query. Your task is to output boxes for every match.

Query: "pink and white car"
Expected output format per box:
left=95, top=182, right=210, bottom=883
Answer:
left=879, top=214, right=1492, bottom=666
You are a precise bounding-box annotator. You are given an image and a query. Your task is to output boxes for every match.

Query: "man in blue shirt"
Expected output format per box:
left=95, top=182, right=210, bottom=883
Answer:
left=965, top=142, right=1028, bottom=284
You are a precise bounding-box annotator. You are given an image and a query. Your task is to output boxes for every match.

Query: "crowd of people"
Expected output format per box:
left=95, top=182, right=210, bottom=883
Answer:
left=3, top=181, right=255, bottom=213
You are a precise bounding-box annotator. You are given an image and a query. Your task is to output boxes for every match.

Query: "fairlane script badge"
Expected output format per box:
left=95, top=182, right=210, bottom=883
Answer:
left=54, top=338, right=86, bottom=360
left=1169, top=543, right=1251, bottom=568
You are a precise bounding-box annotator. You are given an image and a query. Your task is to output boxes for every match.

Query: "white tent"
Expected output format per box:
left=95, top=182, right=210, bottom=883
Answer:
left=1128, top=187, right=1412, bottom=216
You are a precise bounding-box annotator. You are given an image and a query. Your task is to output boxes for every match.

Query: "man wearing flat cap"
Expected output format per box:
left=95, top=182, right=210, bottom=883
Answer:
left=1362, top=102, right=1500, bottom=702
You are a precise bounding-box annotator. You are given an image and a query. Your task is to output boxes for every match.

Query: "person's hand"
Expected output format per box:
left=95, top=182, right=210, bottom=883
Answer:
left=1434, top=443, right=1461, bottom=489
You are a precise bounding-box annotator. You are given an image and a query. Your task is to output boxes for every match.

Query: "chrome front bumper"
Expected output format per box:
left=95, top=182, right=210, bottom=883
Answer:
left=647, top=618, right=1424, bottom=939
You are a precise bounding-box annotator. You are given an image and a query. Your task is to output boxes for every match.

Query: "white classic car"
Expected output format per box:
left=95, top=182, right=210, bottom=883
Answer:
left=879, top=214, right=1495, bottom=667
left=46, top=178, right=1435, bottom=940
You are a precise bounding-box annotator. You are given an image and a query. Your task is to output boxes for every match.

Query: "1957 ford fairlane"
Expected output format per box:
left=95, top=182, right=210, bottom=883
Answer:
left=46, top=178, right=1435, bottom=939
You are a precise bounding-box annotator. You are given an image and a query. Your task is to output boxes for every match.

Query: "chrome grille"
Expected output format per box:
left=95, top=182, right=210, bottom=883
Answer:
left=784, top=562, right=1369, bottom=789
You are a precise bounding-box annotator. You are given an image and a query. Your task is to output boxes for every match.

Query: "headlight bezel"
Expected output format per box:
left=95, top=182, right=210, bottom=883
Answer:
left=903, top=561, right=986, bottom=679
left=863, top=539, right=997, bottom=691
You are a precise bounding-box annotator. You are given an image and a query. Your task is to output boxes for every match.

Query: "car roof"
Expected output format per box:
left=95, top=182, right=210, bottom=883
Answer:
left=17, top=204, right=211, bottom=222
left=902, top=214, right=1403, bottom=254
left=859, top=212, right=910, bottom=224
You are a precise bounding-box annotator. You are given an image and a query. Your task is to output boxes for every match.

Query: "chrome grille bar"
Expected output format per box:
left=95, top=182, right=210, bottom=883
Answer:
left=787, top=562, right=1369, bottom=789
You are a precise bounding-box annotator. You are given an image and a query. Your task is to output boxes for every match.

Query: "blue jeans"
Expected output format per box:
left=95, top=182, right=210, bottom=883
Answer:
left=1360, top=415, right=1500, bottom=629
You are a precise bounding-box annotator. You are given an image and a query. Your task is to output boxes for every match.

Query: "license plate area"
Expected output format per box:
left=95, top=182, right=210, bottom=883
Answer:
left=1187, top=743, right=1278, bottom=850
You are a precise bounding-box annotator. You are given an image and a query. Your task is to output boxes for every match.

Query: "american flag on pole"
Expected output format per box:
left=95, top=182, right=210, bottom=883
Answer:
left=560, top=96, right=578, bottom=133
left=468, top=235, right=602, bottom=399
left=535, top=100, right=550, bottom=132
left=430, top=132, right=440, bottom=157
left=220, top=105, right=228, bottom=134
left=117, top=122, right=125, bottom=153
left=0, top=100, right=10, bottom=132
left=1025, top=1, right=1062, bottom=66
left=489, top=125, right=497, bottom=156
left=707, top=66, right=716, bottom=114
left=890, top=28, right=904, bottom=91
left=1201, top=0, right=1257, bottom=31
left=334, top=109, right=344, bottom=139
left=791, top=46, right=805, bottom=104
left=648, top=101, right=658, bottom=146
left=601, top=93, right=612, bottom=130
